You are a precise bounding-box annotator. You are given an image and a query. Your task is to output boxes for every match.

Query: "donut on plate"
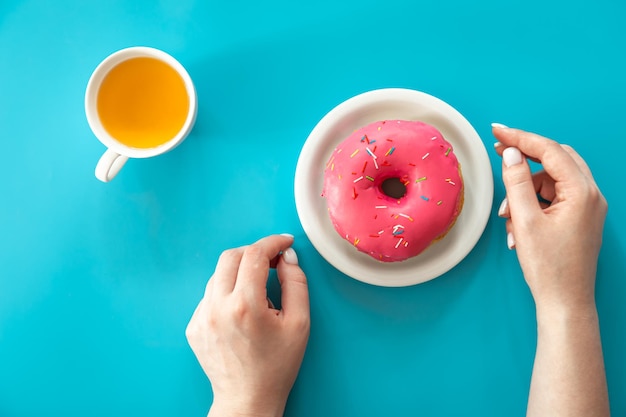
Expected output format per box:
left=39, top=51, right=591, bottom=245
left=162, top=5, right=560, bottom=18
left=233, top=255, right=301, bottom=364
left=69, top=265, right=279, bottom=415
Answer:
left=322, top=120, right=464, bottom=262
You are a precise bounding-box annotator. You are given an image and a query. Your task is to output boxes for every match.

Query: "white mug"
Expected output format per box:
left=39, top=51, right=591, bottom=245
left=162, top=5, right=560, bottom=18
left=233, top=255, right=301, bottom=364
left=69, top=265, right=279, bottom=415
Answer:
left=85, top=47, right=197, bottom=182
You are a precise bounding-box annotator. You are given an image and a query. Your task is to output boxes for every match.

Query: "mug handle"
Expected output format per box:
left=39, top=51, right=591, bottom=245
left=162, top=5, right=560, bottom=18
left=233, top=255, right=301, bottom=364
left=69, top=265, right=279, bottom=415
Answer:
left=95, top=149, right=129, bottom=182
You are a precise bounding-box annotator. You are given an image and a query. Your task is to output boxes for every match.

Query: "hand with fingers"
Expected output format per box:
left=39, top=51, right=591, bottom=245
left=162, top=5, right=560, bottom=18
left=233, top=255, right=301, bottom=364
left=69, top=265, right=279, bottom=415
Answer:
left=492, top=124, right=610, bottom=417
left=493, top=124, right=607, bottom=310
left=186, top=234, right=310, bottom=417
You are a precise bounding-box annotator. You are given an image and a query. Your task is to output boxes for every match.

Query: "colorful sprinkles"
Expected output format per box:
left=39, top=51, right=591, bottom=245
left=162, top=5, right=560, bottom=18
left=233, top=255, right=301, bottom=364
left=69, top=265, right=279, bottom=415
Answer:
left=324, top=121, right=462, bottom=261
left=397, top=213, right=414, bottom=221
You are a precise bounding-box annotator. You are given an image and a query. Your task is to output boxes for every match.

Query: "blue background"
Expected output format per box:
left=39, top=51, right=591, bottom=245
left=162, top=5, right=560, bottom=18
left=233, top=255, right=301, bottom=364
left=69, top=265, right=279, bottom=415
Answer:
left=1, top=0, right=625, bottom=416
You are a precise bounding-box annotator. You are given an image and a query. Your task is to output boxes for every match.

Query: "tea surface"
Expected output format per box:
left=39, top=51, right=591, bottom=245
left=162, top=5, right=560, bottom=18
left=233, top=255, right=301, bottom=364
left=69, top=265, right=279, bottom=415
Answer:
left=97, top=57, right=189, bottom=148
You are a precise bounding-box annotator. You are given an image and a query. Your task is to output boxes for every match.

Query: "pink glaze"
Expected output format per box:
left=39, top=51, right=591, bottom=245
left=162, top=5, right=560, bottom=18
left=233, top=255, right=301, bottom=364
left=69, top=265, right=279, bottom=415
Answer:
left=322, top=120, right=464, bottom=262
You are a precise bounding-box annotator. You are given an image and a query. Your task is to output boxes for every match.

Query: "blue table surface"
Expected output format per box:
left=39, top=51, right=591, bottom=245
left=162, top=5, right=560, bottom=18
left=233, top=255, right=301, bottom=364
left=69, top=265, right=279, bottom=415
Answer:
left=1, top=1, right=625, bottom=416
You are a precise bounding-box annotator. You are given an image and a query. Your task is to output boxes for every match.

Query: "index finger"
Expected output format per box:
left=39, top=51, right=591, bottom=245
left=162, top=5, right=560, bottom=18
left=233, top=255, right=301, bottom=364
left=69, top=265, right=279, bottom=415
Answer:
left=493, top=127, right=585, bottom=183
left=234, top=234, right=295, bottom=298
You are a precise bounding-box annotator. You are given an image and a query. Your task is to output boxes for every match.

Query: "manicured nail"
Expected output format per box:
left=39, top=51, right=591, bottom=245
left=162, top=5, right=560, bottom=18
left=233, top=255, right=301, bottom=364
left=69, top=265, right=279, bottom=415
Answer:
left=491, top=122, right=509, bottom=129
left=494, top=141, right=504, bottom=150
left=503, top=147, right=523, bottom=167
left=280, top=233, right=294, bottom=239
left=507, top=232, right=516, bottom=250
left=282, top=247, right=299, bottom=265
left=498, top=198, right=508, bottom=217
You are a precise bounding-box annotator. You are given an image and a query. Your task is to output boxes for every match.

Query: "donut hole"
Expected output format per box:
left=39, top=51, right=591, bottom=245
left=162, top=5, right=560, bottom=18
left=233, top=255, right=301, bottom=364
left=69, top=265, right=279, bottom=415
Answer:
left=381, top=177, right=407, bottom=199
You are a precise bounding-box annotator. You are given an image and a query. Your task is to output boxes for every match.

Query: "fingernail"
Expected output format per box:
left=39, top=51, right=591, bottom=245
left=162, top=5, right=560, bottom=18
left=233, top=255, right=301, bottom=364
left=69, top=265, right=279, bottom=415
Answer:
left=493, top=141, right=504, bottom=150
left=282, top=247, right=299, bottom=265
left=491, top=122, right=509, bottom=129
left=503, top=147, right=523, bottom=167
left=280, top=233, right=294, bottom=239
left=507, top=232, right=516, bottom=250
left=498, top=198, right=508, bottom=217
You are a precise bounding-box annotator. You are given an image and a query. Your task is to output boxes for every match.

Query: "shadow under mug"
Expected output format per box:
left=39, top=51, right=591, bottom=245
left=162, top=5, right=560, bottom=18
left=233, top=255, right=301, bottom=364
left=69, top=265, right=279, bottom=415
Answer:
left=85, top=46, right=197, bottom=182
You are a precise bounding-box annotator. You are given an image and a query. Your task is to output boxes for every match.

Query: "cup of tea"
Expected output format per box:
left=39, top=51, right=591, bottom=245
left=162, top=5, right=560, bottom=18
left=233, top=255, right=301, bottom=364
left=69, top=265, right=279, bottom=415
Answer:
left=85, top=47, right=197, bottom=182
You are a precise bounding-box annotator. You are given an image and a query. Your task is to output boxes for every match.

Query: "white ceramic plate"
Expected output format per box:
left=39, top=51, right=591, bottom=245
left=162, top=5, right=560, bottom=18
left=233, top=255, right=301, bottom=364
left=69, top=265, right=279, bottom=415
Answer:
left=294, top=88, right=493, bottom=286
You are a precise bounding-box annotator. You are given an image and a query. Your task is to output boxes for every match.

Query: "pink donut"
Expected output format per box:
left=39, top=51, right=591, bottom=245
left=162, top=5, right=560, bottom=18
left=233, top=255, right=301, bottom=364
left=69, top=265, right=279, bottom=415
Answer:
left=322, top=120, right=464, bottom=262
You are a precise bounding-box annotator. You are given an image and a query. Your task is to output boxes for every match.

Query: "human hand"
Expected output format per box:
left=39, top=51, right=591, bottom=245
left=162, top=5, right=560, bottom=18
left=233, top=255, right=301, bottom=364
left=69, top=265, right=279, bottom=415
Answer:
left=492, top=125, right=607, bottom=314
left=186, top=234, right=310, bottom=417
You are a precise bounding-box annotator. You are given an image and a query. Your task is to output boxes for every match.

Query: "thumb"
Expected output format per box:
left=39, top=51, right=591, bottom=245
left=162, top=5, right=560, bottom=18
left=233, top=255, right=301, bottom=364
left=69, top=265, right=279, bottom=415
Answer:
left=276, top=248, right=310, bottom=321
left=502, top=147, right=541, bottom=223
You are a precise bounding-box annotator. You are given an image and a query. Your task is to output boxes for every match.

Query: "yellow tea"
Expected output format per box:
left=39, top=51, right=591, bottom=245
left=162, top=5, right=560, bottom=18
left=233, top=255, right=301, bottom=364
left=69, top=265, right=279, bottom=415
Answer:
left=97, top=57, right=189, bottom=149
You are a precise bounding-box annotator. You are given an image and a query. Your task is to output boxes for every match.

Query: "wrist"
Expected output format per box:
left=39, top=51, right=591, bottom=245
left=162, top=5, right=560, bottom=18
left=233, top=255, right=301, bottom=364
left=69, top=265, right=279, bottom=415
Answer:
left=530, top=273, right=598, bottom=322
left=209, top=395, right=287, bottom=417
left=535, top=300, right=599, bottom=328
